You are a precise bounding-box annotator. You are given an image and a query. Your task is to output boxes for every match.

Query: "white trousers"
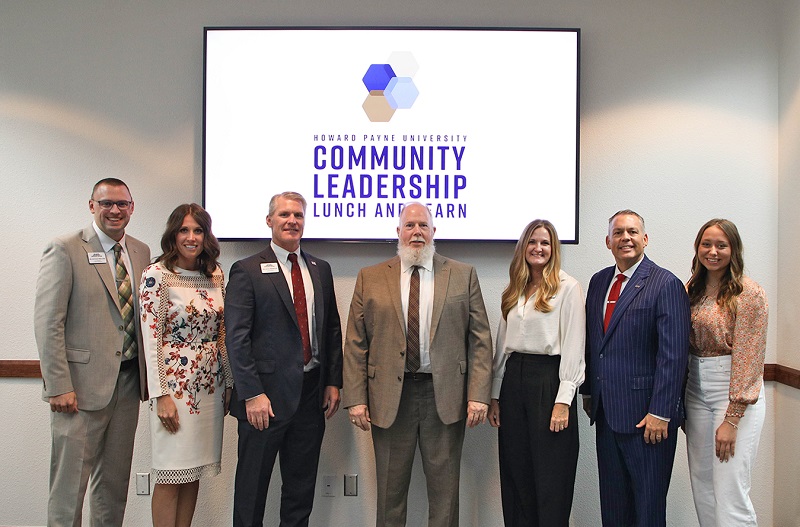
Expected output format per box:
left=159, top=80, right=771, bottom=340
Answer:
left=685, top=354, right=765, bottom=527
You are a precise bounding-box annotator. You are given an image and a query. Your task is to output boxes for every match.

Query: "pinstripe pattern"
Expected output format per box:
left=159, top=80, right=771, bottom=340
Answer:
left=583, top=255, right=690, bottom=526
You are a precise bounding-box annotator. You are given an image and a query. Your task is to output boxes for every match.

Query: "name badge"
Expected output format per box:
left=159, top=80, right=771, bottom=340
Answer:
left=261, top=262, right=279, bottom=274
left=88, top=252, right=107, bottom=264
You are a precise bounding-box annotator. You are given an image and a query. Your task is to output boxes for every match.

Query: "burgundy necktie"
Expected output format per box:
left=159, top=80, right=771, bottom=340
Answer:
left=288, top=253, right=312, bottom=365
left=406, top=266, right=421, bottom=372
left=603, top=273, right=626, bottom=332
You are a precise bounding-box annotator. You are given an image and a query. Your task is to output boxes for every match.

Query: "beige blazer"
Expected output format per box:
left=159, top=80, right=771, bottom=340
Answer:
left=35, top=225, right=151, bottom=410
left=343, top=254, right=493, bottom=428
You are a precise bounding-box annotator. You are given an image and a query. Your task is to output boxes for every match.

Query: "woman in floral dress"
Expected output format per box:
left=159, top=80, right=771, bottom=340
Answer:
left=139, top=203, right=233, bottom=527
left=685, top=219, right=768, bottom=526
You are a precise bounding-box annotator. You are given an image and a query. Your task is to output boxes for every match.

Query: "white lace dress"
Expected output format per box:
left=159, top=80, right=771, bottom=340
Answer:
left=139, top=264, right=233, bottom=484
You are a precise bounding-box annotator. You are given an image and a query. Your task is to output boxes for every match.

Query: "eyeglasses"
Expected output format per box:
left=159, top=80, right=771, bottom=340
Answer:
left=93, top=200, right=132, bottom=210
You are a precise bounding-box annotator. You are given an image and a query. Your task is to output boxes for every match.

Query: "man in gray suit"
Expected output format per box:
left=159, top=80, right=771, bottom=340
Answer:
left=35, top=178, right=150, bottom=527
left=344, top=202, right=493, bottom=527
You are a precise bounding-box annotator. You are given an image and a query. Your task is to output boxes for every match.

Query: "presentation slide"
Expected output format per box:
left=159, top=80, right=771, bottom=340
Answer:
left=204, top=27, right=579, bottom=241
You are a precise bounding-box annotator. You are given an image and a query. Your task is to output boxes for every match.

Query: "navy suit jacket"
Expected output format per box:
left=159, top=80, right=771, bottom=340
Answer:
left=225, top=245, right=343, bottom=421
left=582, top=255, right=689, bottom=434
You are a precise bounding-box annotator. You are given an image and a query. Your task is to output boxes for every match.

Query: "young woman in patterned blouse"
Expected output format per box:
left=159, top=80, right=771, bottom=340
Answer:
left=685, top=219, right=768, bottom=527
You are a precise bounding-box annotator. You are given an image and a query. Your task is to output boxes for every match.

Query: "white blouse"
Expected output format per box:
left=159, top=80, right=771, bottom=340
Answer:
left=491, top=270, right=586, bottom=405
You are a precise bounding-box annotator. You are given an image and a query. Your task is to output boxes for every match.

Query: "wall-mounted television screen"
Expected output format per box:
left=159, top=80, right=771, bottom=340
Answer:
left=204, top=27, right=580, bottom=242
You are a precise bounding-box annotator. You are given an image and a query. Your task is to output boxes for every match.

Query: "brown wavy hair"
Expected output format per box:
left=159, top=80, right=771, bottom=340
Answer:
left=501, top=219, right=561, bottom=319
left=156, top=203, right=220, bottom=277
left=686, top=218, right=744, bottom=315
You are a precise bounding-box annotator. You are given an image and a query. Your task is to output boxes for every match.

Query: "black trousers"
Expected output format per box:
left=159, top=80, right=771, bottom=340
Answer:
left=233, top=368, right=324, bottom=527
left=498, top=353, right=578, bottom=527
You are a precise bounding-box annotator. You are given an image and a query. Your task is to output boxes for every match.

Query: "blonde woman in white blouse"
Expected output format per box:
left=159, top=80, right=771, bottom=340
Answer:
left=487, top=219, right=585, bottom=527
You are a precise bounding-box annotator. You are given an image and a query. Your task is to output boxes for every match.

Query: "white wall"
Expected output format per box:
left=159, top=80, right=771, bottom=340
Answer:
left=775, top=0, right=800, bottom=526
left=0, top=1, right=787, bottom=525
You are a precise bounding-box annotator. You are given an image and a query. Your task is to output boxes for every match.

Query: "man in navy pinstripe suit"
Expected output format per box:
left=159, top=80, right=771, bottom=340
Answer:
left=581, top=210, right=690, bottom=526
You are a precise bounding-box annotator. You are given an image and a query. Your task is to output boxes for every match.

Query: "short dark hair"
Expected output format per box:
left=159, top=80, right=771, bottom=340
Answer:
left=155, top=203, right=220, bottom=277
left=91, top=178, right=131, bottom=199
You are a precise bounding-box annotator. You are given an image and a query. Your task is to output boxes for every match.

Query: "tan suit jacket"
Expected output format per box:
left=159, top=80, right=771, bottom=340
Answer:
left=35, top=225, right=151, bottom=409
left=343, top=254, right=492, bottom=428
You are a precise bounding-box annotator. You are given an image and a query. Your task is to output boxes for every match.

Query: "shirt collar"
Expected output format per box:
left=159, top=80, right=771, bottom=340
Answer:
left=615, top=254, right=644, bottom=279
left=400, top=255, right=434, bottom=274
left=92, top=222, right=126, bottom=253
left=271, top=240, right=300, bottom=265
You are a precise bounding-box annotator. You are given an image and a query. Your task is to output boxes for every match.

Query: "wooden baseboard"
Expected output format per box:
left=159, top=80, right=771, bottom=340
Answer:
left=2, top=360, right=800, bottom=389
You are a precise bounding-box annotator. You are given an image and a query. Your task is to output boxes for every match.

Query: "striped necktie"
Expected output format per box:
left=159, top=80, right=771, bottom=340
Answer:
left=406, top=266, right=421, bottom=372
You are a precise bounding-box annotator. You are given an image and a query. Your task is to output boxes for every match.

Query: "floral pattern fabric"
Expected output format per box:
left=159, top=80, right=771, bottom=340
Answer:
left=139, top=264, right=233, bottom=483
left=689, top=276, right=768, bottom=417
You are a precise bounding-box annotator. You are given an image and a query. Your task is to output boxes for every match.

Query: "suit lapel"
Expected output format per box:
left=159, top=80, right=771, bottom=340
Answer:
left=384, top=257, right=405, bottom=332
left=127, top=239, right=145, bottom=283
left=260, top=247, right=297, bottom=324
left=603, top=256, right=652, bottom=342
left=429, top=254, right=449, bottom=344
left=590, top=267, right=613, bottom=338
left=82, top=226, right=119, bottom=311
left=303, top=250, right=324, bottom=342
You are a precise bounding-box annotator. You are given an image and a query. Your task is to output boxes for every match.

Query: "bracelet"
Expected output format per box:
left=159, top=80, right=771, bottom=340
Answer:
left=723, top=419, right=739, bottom=430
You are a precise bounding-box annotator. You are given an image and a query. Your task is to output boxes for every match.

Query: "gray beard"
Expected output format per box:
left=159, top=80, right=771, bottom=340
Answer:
left=397, top=240, right=436, bottom=267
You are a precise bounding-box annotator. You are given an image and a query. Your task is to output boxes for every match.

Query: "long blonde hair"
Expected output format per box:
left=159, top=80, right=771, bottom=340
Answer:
left=501, top=220, right=561, bottom=319
left=686, top=218, right=744, bottom=315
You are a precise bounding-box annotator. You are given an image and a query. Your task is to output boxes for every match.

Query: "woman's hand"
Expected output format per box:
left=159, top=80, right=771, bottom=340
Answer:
left=488, top=399, right=501, bottom=428
left=550, top=402, right=570, bottom=432
left=156, top=395, right=180, bottom=434
left=715, top=416, right=740, bottom=462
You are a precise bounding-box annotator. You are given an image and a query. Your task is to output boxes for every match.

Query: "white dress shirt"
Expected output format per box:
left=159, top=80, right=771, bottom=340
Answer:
left=92, top=222, right=134, bottom=281
left=271, top=241, right=319, bottom=371
left=491, top=270, right=586, bottom=404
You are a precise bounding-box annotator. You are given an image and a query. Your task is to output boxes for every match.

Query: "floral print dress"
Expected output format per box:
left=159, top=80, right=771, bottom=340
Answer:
left=139, top=264, right=233, bottom=484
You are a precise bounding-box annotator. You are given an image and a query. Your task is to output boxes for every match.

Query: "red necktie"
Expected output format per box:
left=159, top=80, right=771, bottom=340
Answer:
left=603, top=273, right=626, bottom=332
left=288, top=253, right=312, bottom=365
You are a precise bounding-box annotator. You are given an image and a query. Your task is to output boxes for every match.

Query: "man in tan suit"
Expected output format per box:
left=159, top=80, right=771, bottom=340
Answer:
left=344, top=202, right=492, bottom=527
left=35, top=178, right=150, bottom=527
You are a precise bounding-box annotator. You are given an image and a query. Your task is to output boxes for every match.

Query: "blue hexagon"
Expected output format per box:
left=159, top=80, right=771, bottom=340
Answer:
left=362, top=64, right=396, bottom=92
left=384, top=77, right=419, bottom=109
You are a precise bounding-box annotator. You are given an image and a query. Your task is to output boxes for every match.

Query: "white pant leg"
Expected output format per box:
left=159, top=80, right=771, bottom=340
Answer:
left=686, top=355, right=764, bottom=527
left=686, top=356, right=717, bottom=527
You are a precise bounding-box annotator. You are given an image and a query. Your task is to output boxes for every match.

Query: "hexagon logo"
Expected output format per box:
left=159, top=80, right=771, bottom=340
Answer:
left=361, top=53, right=418, bottom=121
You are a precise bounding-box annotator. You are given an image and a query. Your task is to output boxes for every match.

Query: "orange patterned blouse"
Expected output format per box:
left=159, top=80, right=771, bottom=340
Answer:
left=689, top=276, right=768, bottom=417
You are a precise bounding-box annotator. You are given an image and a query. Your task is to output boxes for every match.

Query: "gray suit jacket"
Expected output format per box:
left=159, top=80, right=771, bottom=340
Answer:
left=343, top=253, right=493, bottom=428
left=35, top=224, right=151, bottom=410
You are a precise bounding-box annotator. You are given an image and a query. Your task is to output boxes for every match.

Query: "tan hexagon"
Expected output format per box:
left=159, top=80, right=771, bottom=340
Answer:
left=362, top=90, right=396, bottom=122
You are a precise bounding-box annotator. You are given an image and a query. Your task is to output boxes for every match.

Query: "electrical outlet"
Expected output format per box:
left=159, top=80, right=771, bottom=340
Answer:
left=321, top=474, right=336, bottom=497
left=344, top=474, right=358, bottom=496
left=136, top=473, right=150, bottom=495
